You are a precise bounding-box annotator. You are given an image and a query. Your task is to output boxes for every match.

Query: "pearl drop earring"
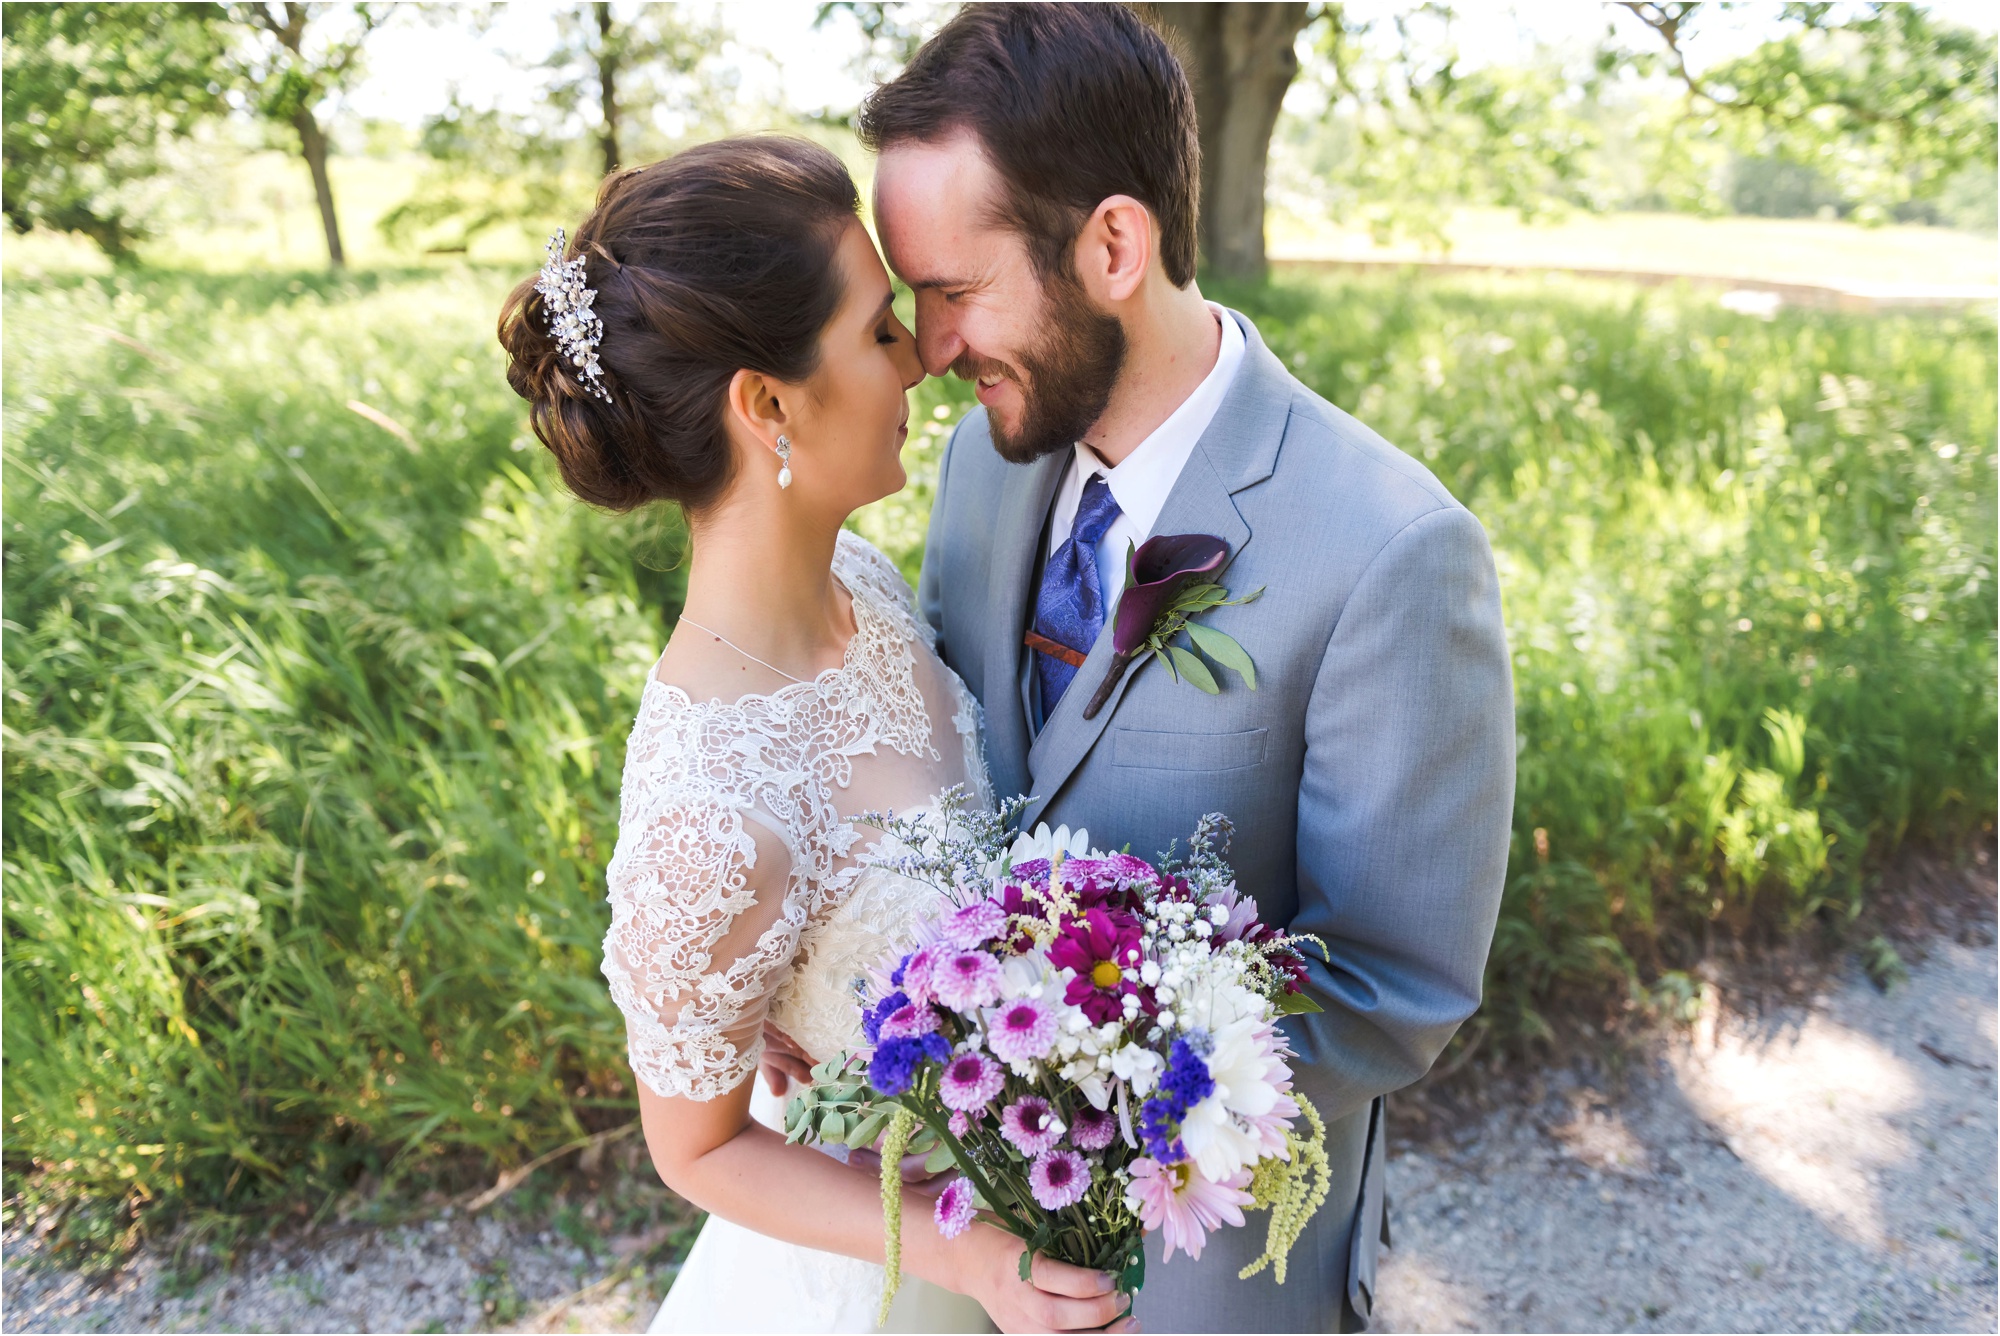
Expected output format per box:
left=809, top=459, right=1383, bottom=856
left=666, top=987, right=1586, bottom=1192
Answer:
left=775, top=435, right=793, bottom=490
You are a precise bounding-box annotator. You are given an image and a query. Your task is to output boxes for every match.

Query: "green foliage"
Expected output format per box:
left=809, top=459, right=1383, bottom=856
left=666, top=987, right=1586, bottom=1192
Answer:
left=1217, top=268, right=1994, bottom=1038
left=3, top=265, right=682, bottom=1229
left=1624, top=2, right=2000, bottom=225
left=1, top=3, right=231, bottom=258
left=4, top=262, right=1991, bottom=1241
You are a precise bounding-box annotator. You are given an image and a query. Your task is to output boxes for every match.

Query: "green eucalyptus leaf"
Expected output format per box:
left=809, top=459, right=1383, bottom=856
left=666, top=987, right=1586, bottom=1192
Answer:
left=1185, top=622, right=1256, bottom=689
left=923, top=1143, right=955, bottom=1174
left=849, top=1110, right=888, bottom=1149
left=1155, top=645, right=1180, bottom=682
left=1274, top=990, right=1325, bottom=1015
left=819, top=1109, right=846, bottom=1142
left=1167, top=645, right=1220, bottom=693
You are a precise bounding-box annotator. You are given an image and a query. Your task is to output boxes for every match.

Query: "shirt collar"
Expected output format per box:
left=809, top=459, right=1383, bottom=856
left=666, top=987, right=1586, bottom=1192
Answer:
left=1070, top=303, right=1246, bottom=538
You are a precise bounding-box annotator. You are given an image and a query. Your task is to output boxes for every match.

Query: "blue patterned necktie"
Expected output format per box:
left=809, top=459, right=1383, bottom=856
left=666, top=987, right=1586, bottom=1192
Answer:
left=1032, top=474, right=1122, bottom=714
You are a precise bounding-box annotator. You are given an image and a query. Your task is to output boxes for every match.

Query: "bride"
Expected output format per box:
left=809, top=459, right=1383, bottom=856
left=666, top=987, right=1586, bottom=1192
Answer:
left=498, top=137, right=1138, bottom=1335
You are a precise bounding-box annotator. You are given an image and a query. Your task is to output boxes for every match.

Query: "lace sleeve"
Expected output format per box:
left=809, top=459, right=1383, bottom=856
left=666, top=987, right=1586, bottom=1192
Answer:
left=601, top=788, right=804, bottom=1102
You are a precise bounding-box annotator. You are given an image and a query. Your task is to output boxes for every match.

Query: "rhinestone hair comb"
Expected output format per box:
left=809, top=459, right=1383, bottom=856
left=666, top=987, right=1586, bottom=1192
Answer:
left=536, top=228, right=612, bottom=402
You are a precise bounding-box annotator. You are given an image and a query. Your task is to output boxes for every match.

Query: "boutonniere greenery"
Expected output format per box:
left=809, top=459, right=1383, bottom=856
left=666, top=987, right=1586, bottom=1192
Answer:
left=1081, top=533, right=1262, bottom=720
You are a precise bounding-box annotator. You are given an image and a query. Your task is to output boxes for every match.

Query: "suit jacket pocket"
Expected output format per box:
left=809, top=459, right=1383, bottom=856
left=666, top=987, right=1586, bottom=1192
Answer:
left=1110, top=726, right=1268, bottom=772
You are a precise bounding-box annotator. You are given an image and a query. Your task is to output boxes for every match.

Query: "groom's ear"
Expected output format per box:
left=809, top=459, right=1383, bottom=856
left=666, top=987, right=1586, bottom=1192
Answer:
left=1074, top=195, right=1155, bottom=305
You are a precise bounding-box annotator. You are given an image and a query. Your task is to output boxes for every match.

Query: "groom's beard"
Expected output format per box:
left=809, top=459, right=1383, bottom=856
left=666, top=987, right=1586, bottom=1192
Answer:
left=952, top=274, right=1126, bottom=465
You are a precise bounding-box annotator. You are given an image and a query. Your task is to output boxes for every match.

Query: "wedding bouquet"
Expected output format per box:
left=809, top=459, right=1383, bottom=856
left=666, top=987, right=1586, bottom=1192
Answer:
left=784, top=794, right=1332, bottom=1318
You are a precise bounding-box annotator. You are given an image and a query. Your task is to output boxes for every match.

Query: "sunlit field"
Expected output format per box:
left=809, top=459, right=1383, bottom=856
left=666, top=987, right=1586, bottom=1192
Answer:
left=4, top=247, right=1993, bottom=1245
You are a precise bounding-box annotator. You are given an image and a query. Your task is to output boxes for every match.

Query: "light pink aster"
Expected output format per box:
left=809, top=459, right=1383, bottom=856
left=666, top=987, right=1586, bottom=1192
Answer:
left=1000, top=1095, right=1065, bottom=1156
left=987, top=998, right=1058, bottom=1064
left=900, top=944, right=943, bottom=1006
left=931, top=950, right=1004, bottom=1011
left=944, top=900, right=1009, bottom=949
left=878, top=1003, right=942, bottom=1040
left=1123, top=1158, right=1255, bottom=1263
left=938, top=1050, right=1004, bottom=1112
left=1028, top=1149, right=1090, bottom=1210
left=934, top=1176, right=976, bottom=1238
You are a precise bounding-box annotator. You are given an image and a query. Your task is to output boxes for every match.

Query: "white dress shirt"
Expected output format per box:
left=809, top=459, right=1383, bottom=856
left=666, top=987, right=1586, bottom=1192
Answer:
left=1045, top=303, right=1245, bottom=605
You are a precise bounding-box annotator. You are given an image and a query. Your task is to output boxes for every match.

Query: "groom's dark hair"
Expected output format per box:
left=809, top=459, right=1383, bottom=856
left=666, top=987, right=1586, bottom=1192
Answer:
left=858, top=3, right=1200, bottom=288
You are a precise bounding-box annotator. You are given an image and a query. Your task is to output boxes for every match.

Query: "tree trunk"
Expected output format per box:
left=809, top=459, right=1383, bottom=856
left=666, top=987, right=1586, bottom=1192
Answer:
left=1150, top=2, right=1311, bottom=282
left=595, top=1, right=621, bottom=176
left=292, top=104, right=345, bottom=268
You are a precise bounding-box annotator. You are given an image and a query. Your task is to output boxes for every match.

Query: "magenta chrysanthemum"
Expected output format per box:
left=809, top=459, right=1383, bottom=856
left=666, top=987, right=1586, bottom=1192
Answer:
left=948, top=1110, right=972, bottom=1138
left=987, top=998, right=1058, bottom=1064
left=938, top=1050, right=1003, bottom=1112
left=943, top=900, right=1009, bottom=949
left=931, top=950, right=1004, bottom=1011
left=1069, top=1101, right=1119, bottom=1151
left=1000, top=1095, right=1065, bottom=1156
left=934, top=1176, right=976, bottom=1238
left=1028, top=1149, right=1090, bottom=1210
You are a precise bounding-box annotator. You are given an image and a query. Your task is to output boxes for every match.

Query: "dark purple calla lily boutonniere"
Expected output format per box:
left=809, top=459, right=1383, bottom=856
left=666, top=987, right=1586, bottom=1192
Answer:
left=1080, top=533, right=1263, bottom=720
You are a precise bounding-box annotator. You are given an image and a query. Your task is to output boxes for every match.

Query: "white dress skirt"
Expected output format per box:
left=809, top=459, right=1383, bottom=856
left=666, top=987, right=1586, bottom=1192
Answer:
left=648, top=1084, right=993, bottom=1333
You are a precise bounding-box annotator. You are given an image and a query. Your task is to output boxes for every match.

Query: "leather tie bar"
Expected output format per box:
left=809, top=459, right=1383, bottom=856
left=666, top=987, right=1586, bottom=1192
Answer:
left=1024, top=629, right=1088, bottom=670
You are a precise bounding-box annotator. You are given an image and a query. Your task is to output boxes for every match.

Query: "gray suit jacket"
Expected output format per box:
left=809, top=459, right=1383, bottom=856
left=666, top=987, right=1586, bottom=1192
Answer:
left=918, top=310, right=1514, bottom=1332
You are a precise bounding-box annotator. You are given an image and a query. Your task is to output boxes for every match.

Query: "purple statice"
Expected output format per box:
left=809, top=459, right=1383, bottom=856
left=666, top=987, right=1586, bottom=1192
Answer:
left=868, top=1031, right=950, bottom=1097
left=879, top=1002, right=943, bottom=1040
left=938, top=1050, right=1004, bottom=1112
left=1028, top=1148, right=1091, bottom=1210
left=860, top=990, right=910, bottom=1047
left=1069, top=1101, right=1119, bottom=1151
left=943, top=899, right=1008, bottom=949
left=1136, top=1038, right=1215, bottom=1164
left=934, top=1175, right=977, bottom=1238
left=999, top=1095, right=1065, bottom=1156
left=931, top=950, right=1004, bottom=1011
left=986, top=998, right=1057, bottom=1064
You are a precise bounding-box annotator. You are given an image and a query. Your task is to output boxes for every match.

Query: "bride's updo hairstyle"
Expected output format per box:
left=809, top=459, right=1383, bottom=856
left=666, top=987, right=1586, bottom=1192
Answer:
left=498, top=137, right=860, bottom=513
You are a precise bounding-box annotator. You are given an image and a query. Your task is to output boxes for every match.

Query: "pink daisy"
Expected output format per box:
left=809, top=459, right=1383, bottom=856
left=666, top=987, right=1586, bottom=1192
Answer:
left=1123, top=1158, right=1254, bottom=1263
left=931, top=950, right=1004, bottom=1011
left=1028, top=1149, right=1091, bottom=1210
left=1000, top=1095, right=1065, bottom=1156
left=899, top=944, right=943, bottom=1005
left=987, top=998, right=1058, bottom=1064
left=938, top=1050, right=1004, bottom=1112
left=1069, top=1102, right=1119, bottom=1151
left=934, top=1176, right=976, bottom=1238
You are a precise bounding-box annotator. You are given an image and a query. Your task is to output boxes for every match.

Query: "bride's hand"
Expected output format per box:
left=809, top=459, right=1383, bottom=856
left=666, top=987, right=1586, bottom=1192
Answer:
left=949, top=1224, right=1139, bottom=1333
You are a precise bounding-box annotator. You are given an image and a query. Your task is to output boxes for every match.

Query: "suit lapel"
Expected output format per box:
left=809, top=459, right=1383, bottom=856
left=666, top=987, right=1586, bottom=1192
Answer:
left=1019, top=309, right=1293, bottom=830
left=982, top=450, right=1066, bottom=803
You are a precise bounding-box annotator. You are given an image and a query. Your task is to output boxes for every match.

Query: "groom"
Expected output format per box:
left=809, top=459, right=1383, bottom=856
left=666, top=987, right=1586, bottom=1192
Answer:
left=864, top=5, right=1514, bottom=1331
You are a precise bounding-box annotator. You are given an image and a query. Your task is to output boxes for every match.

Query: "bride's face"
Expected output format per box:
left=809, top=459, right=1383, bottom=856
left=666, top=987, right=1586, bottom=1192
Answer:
left=787, top=220, right=925, bottom=515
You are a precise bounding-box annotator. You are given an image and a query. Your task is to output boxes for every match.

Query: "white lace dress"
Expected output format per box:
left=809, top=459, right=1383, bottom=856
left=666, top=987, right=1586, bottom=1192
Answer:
left=601, top=532, right=995, bottom=1334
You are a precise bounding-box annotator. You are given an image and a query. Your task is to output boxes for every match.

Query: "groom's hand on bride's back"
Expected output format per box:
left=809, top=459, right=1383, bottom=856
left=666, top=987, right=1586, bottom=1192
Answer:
left=758, top=1020, right=815, bottom=1096
left=958, top=1239, right=1138, bottom=1334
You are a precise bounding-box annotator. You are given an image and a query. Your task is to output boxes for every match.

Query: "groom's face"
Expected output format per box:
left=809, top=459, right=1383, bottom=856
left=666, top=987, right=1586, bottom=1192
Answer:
left=874, top=135, right=1125, bottom=464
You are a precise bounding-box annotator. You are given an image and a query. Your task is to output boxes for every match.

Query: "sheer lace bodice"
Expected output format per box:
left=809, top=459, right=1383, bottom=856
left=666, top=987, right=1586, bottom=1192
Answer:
left=603, top=531, right=993, bottom=1101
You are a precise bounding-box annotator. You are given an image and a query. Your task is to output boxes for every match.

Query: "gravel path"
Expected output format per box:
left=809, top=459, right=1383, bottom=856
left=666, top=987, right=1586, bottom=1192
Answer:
left=8, top=875, right=1993, bottom=1334
left=1373, top=924, right=1997, bottom=1333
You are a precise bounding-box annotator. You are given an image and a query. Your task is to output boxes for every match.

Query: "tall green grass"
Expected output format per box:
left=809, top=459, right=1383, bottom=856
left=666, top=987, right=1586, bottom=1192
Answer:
left=3, top=264, right=1992, bottom=1241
